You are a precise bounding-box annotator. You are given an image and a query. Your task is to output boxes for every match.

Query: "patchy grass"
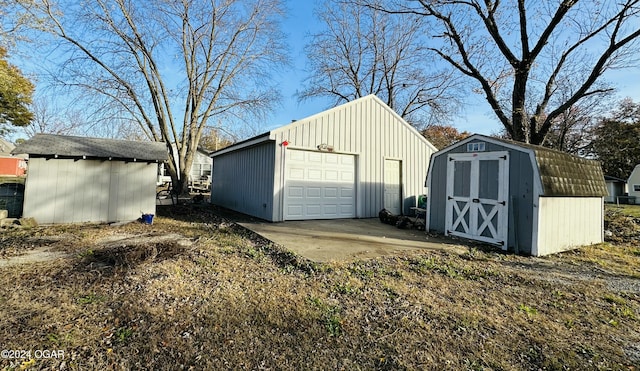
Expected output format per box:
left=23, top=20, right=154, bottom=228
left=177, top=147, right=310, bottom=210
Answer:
left=607, top=203, right=640, bottom=218
left=605, top=204, right=640, bottom=240
left=0, top=204, right=639, bottom=370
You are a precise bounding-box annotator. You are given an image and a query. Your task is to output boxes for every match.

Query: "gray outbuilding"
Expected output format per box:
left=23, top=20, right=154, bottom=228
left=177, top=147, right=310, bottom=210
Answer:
left=12, top=134, right=167, bottom=224
left=210, top=95, right=437, bottom=221
left=425, top=134, right=607, bottom=256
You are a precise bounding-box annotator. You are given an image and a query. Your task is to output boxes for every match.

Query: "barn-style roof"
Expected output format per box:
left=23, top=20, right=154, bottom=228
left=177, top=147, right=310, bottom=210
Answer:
left=482, top=136, right=608, bottom=197
left=12, top=134, right=168, bottom=162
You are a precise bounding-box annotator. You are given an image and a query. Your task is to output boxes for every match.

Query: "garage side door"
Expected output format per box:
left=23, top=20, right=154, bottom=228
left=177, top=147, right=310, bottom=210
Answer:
left=284, top=150, right=356, bottom=220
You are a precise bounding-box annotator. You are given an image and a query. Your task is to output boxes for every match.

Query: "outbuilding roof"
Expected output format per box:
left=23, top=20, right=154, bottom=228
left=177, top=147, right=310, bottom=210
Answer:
left=472, top=135, right=608, bottom=197
left=12, top=134, right=168, bottom=162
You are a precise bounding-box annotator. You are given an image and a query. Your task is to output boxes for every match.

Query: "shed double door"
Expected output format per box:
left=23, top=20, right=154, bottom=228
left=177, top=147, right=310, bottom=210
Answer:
left=445, top=151, right=509, bottom=246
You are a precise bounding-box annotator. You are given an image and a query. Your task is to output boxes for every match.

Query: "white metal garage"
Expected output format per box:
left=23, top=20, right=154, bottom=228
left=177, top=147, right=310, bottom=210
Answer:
left=210, top=94, right=437, bottom=222
left=284, top=149, right=356, bottom=220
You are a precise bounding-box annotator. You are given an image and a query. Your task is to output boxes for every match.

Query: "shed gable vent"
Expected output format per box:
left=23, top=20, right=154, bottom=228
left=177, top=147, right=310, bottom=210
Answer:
left=466, top=142, right=485, bottom=152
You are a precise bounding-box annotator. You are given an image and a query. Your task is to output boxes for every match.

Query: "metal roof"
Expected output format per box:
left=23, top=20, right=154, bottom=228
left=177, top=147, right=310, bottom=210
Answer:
left=11, top=134, right=168, bottom=162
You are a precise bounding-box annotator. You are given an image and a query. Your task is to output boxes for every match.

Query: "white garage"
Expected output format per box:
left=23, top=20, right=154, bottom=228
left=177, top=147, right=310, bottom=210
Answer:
left=210, top=94, right=437, bottom=222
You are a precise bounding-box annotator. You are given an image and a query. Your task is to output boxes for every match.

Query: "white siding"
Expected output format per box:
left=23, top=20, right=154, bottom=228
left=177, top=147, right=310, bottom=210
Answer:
left=190, top=150, right=213, bottom=179
left=23, top=158, right=156, bottom=224
left=535, top=197, right=603, bottom=256
left=271, top=95, right=435, bottom=220
left=628, top=165, right=640, bottom=204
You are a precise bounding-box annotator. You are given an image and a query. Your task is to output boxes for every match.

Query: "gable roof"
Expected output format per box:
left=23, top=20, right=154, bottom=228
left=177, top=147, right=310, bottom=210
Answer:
left=449, top=134, right=607, bottom=197
left=11, top=134, right=168, bottom=162
left=212, top=95, right=435, bottom=157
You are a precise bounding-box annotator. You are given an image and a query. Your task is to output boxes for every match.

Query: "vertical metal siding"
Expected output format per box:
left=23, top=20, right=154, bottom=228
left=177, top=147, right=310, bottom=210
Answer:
left=23, top=158, right=156, bottom=224
left=210, top=142, right=275, bottom=220
left=271, top=95, right=434, bottom=219
left=536, top=197, right=603, bottom=256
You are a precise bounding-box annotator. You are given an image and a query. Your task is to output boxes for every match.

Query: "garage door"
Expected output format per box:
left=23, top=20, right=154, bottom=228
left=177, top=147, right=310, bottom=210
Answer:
left=284, top=150, right=356, bottom=220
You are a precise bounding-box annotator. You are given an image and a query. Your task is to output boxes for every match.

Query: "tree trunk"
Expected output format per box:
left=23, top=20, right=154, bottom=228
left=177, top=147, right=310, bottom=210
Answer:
left=511, top=69, right=529, bottom=143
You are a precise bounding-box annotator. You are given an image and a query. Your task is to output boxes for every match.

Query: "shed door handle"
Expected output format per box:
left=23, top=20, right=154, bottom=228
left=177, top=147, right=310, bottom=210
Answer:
left=472, top=198, right=480, bottom=203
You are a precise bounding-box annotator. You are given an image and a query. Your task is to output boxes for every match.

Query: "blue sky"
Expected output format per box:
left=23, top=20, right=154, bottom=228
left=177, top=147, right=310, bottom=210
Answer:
left=269, top=0, right=640, bottom=136
left=8, top=0, right=640, bottom=141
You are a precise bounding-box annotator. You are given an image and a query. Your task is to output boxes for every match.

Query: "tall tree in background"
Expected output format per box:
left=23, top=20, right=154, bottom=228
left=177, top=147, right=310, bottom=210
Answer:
left=1, top=0, right=36, bottom=47
left=199, top=127, right=233, bottom=152
left=0, top=47, right=33, bottom=135
left=23, top=95, right=85, bottom=137
left=589, top=98, right=640, bottom=179
left=421, top=124, right=470, bottom=149
left=365, top=1, right=640, bottom=144
left=542, top=92, right=613, bottom=155
left=27, top=0, right=287, bottom=194
left=300, top=0, right=461, bottom=129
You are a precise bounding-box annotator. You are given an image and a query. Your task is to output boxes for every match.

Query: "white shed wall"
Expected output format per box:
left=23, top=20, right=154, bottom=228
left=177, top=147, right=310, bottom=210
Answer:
left=535, top=197, right=603, bottom=256
left=628, top=165, right=640, bottom=204
left=23, top=158, right=157, bottom=224
left=270, top=95, right=435, bottom=220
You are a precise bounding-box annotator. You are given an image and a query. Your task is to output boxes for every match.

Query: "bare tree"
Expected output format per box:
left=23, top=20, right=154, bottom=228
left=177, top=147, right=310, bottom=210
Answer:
left=0, top=0, right=36, bottom=47
left=542, top=91, right=613, bottom=155
left=300, top=0, right=462, bottom=129
left=364, top=1, right=640, bottom=144
left=26, top=0, right=287, bottom=193
left=22, top=95, right=86, bottom=137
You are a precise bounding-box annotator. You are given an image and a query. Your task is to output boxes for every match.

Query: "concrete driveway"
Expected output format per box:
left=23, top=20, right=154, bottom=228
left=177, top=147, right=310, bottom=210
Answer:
left=239, top=218, right=470, bottom=262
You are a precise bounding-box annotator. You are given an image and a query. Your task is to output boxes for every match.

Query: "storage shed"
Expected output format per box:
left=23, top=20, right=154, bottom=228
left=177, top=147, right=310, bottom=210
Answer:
left=425, top=134, right=607, bottom=256
left=210, top=95, right=436, bottom=221
left=12, top=134, right=167, bottom=224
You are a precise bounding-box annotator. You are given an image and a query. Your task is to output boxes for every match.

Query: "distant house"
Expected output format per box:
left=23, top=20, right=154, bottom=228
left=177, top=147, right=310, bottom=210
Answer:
left=12, top=134, right=167, bottom=224
left=157, top=146, right=212, bottom=185
left=210, top=95, right=436, bottom=221
left=628, top=164, right=640, bottom=204
left=604, top=175, right=628, bottom=203
left=426, top=134, right=607, bottom=256
left=0, top=138, right=27, bottom=177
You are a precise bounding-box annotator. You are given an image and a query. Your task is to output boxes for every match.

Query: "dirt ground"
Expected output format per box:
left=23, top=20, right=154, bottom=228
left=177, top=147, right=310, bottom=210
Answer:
left=0, top=203, right=638, bottom=370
